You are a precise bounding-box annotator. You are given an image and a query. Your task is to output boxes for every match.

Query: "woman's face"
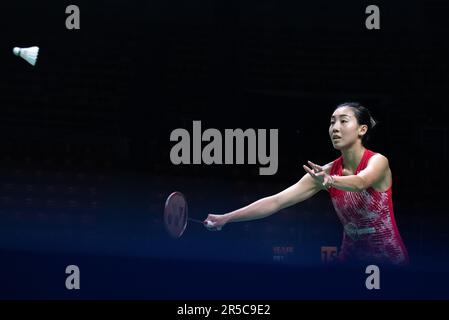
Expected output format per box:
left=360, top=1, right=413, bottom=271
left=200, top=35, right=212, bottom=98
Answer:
left=329, top=106, right=367, bottom=150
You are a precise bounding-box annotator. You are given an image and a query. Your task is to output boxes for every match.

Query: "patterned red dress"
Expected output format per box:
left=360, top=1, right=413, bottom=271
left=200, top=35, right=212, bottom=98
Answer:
left=329, top=149, right=409, bottom=265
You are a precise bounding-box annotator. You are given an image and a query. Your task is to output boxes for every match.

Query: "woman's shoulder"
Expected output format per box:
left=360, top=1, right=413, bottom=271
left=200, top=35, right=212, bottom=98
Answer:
left=367, top=149, right=389, bottom=160
left=366, top=151, right=390, bottom=169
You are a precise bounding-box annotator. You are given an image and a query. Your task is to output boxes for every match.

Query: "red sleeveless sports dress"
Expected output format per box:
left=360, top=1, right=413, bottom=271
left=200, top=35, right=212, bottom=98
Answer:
left=329, top=149, right=409, bottom=265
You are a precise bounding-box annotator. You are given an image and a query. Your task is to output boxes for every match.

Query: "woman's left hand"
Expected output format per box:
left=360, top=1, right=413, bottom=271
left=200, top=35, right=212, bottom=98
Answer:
left=303, top=160, right=334, bottom=189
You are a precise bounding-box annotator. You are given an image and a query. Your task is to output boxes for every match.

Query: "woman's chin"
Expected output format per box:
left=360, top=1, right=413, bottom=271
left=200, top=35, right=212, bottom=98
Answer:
left=332, top=142, right=343, bottom=150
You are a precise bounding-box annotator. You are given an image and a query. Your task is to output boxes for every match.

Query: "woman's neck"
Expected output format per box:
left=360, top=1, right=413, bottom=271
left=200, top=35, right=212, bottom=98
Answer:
left=341, top=144, right=366, bottom=172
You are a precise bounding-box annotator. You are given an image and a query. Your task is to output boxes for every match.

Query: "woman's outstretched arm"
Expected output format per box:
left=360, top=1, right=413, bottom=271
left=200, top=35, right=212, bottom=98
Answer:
left=204, top=162, right=332, bottom=230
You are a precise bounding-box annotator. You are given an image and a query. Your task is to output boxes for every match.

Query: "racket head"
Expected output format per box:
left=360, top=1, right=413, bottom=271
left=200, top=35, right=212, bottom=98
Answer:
left=164, top=191, right=188, bottom=238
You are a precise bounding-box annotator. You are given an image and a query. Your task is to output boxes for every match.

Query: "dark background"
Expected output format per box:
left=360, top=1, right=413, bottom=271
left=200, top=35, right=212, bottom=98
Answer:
left=0, top=0, right=448, bottom=299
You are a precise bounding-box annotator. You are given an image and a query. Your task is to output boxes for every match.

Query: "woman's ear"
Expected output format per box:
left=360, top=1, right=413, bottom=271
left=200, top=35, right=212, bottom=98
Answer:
left=358, top=124, right=368, bottom=138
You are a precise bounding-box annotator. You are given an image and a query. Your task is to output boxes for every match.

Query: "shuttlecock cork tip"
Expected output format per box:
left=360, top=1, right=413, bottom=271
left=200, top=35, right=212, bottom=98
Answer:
left=13, top=47, right=20, bottom=56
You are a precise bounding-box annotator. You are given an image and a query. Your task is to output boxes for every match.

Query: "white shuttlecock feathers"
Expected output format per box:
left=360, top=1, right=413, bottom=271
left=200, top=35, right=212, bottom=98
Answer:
left=13, top=46, right=39, bottom=66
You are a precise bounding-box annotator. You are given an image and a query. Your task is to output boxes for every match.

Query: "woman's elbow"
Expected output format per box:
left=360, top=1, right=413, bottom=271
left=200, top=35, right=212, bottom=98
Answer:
left=355, top=177, right=370, bottom=192
left=270, top=195, right=283, bottom=211
left=272, top=194, right=293, bottom=211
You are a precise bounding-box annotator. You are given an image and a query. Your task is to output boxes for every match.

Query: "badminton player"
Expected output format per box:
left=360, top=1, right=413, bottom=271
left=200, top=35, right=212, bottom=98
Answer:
left=204, top=102, right=409, bottom=266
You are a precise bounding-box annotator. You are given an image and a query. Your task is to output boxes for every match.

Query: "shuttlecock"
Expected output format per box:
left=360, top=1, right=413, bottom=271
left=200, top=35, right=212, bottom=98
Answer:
left=13, top=46, right=39, bottom=66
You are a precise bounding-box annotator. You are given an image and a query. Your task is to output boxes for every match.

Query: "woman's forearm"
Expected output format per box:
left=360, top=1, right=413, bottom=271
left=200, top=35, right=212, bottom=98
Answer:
left=224, top=196, right=280, bottom=223
left=331, top=174, right=367, bottom=192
